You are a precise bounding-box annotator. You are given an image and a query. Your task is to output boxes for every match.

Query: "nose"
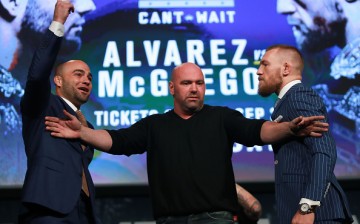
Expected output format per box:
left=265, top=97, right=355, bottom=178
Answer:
left=256, top=68, right=262, bottom=76
left=277, top=0, right=296, bottom=15
left=82, top=75, right=91, bottom=85
left=190, top=83, right=198, bottom=92
left=74, top=0, right=96, bottom=16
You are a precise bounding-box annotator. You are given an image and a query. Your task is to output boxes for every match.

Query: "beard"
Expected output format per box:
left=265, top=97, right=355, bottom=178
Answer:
left=258, top=80, right=282, bottom=97
left=19, top=2, right=81, bottom=55
left=19, top=3, right=50, bottom=50
left=69, top=90, right=90, bottom=107
left=185, top=100, right=203, bottom=112
left=174, top=93, right=204, bottom=115
left=296, top=19, right=346, bottom=53
left=258, top=86, right=274, bottom=97
left=59, top=38, right=82, bottom=55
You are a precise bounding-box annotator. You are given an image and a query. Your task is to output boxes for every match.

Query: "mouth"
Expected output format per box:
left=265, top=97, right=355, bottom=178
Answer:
left=67, top=19, right=85, bottom=34
left=78, top=87, right=89, bottom=94
left=70, top=25, right=83, bottom=35
left=292, top=24, right=303, bottom=34
left=287, top=17, right=304, bottom=32
left=187, top=96, right=199, bottom=101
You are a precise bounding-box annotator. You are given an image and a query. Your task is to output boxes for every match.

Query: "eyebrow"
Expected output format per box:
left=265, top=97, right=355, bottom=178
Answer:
left=181, top=79, right=204, bottom=82
left=294, top=0, right=307, bottom=10
left=73, top=69, right=85, bottom=74
left=73, top=69, right=93, bottom=78
left=260, top=59, right=269, bottom=64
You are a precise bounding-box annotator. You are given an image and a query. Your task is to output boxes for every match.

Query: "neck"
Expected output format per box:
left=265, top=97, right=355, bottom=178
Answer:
left=174, top=109, right=195, bottom=120
left=174, top=105, right=203, bottom=120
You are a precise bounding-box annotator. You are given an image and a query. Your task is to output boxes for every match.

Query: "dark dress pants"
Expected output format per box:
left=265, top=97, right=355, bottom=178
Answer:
left=19, top=190, right=95, bottom=224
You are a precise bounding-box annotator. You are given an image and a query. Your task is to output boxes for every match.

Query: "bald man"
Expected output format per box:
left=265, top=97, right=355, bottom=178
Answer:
left=45, top=59, right=329, bottom=223
left=257, top=44, right=353, bottom=224
left=19, top=1, right=99, bottom=223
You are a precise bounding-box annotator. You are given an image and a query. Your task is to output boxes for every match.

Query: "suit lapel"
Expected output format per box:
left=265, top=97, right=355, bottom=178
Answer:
left=271, top=83, right=303, bottom=120
left=56, top=96, right=84, bottom=152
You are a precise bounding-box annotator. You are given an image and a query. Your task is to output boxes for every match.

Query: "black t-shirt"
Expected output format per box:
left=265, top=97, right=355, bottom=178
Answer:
left=108, top=105, right=265, bottom=218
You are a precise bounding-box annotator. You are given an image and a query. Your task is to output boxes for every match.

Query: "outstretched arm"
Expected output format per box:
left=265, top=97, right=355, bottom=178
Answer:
left=45, top=110, right=112, bottom=151
left=260, top=115, right=328, bottom=144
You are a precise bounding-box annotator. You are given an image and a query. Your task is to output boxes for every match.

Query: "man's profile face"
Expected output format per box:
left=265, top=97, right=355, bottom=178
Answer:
left=22, top=0, right=95, bottom=53
left=257, top=49, right=283, bottom=97
left=276, top=0, right=346, bottom=53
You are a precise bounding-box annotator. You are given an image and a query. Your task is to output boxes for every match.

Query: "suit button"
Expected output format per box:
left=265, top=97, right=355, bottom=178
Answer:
left=274, top=160, right=278, bottom=165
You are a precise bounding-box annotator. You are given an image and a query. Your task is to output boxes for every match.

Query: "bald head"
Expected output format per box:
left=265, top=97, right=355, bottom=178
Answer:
left=55, top=61, right=66, bottom=77
left=55, top=60, right=89, bottom=76
left=171, top=62, right=203, bottom=82
left=169, top=62, right=205, bottom=119
left=53, top=59, right=92, bottom=109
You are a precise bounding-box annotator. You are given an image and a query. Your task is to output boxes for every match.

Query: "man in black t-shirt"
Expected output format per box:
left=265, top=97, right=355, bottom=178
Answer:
left=45, top=62, right=328, bottom=223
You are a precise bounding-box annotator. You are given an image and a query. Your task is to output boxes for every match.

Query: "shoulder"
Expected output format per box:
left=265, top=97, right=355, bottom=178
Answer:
left=203, top=104, right=235, bottom=112
left=202, top=105, right=245, bottom=120
left=285, top=85, right=327, bottom=116
left=137, top=111, right=170, bottom=124
left=287, top=84, right=323, bottom=102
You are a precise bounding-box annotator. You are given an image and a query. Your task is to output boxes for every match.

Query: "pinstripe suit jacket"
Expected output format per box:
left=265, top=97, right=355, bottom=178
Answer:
left=271, top=83, right=353, bottom=224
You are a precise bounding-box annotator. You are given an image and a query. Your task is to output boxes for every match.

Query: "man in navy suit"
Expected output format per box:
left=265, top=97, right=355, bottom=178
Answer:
left=19, top=1, right=99, bottom=223
left=257, top=44, right=353, bottom=224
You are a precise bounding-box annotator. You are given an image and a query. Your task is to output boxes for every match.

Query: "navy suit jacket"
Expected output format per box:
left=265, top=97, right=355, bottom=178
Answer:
left=20, top=30, right=97, bottom=219
left=271, top=83, right=353, bottom=223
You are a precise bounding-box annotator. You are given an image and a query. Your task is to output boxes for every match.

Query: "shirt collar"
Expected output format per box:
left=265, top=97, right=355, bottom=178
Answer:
left=61, top=97, right=78, bottom=112
left=278, top=80, right=301, bottom=99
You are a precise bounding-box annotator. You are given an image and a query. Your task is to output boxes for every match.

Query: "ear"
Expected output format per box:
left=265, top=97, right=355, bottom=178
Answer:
left=0, top=0, right=25, bottom=19
left=54, top=75, right=62, bottom=87
left=282, top=62, right=291, bottom=77
left=169, top=81, right=174, bottom=96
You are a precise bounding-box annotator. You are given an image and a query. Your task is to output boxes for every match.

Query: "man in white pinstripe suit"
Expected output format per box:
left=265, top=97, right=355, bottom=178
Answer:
left=257, top=45, right=353, bottom=224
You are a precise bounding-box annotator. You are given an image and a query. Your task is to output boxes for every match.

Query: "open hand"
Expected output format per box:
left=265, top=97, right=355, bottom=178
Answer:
left=45, top=110, right=81, bottom=139
left=290, top=115, right=328, bottom=137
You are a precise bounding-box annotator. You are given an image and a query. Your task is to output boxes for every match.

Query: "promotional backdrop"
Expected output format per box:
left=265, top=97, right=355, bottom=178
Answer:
left=1, top=0, right=359, bottom=187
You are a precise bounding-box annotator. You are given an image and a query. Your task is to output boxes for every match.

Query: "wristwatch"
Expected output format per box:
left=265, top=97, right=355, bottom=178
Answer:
left=299, top=203, right=316, bottom=214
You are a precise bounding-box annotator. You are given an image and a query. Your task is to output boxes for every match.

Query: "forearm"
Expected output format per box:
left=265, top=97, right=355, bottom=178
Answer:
left=28, top=30, right=62, bottom=81
left=304, top=149, right=335, bottom=200
left=260, top=121, right=292, bottom=144
left=81, top=127, right=113, bottom=152
left=22, top=31, right=60, bottom=114
left=236, top=184, right=262, bottom=220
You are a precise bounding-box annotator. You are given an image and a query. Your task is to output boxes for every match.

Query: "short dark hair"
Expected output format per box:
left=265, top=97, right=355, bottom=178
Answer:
left=266, top=44, right=304, bottom=71
left=267, top=44, right=303, bottom=60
